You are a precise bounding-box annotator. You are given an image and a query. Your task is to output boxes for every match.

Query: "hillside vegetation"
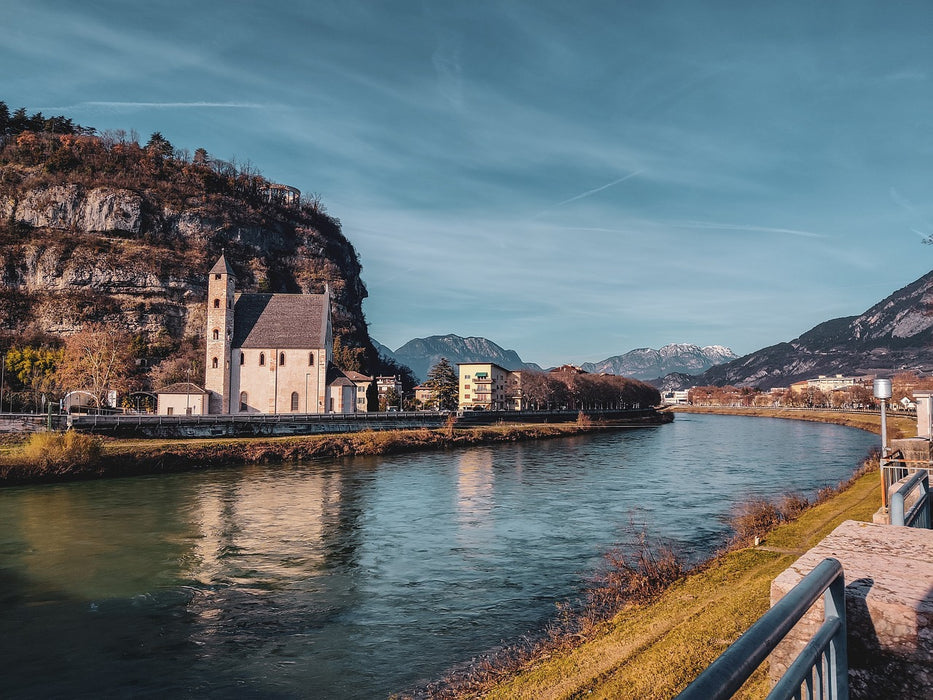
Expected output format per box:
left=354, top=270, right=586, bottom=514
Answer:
left=0, top=101, right=410, bottom=407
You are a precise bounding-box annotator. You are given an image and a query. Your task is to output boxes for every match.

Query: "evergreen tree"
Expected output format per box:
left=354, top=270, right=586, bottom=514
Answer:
left=426, top=357, right=459, bottom=410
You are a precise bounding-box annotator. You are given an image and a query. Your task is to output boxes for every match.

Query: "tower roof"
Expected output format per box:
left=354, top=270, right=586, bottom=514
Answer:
left=210, top=254, right=235, bottom=276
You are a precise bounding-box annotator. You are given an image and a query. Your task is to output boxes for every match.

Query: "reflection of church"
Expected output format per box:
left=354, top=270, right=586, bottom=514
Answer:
left=204, top=254, right=355, bottom=414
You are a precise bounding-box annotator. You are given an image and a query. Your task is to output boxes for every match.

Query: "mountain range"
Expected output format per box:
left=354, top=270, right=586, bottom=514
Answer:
left=580, top=344, right=736, bottom=380
left=377, top=336, right=734, bottom=383
left=674, top=268, right=933, bottom=389
left=377, top=335, right=541, bottom=382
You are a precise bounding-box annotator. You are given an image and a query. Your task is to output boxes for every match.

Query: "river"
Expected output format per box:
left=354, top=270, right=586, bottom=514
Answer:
left=0, top=414, right=877, bottom=698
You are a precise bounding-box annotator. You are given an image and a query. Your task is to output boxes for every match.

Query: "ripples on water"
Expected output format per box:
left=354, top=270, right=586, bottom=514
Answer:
left=0, top=414, right=877, bottom=697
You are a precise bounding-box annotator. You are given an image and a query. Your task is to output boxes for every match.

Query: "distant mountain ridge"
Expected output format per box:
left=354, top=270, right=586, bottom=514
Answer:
left=675, top=268, right=933, bottom=389
left=581, top=344, right=736, bottom=380
left=378, top=334, right=541, bottom=382
left=377, top=335, right=735, bottom=384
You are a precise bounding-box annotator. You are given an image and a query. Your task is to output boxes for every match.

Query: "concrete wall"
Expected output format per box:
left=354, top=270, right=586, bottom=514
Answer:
left=157, top=393, right=207, bottom=416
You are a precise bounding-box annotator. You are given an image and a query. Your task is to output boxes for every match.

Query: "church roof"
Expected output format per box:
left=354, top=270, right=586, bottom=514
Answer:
left=210, top=254, right=235, bottom=276
left=232, top=293, right=328, bottom=349
left=157, top=382, right=207, bottom=395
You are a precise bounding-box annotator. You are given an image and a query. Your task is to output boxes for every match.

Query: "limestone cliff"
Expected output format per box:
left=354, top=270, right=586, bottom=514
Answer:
left=0, top=133, right=373, bottom=369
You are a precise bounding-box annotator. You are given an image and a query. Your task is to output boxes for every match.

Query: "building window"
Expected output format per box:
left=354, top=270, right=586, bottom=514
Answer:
left=308, top=352, right=314, bottom=366
left=239, top=392, right=248, bottom=412
left=214, top=273, right=221, bottom=280
left=280, top=352, right=286, bottom=366
left=212, top=329, right=219, bottom=340
left=213, top=298, right=220, bottom=308
left=240, top=352, right=245, bottom=365
left=291, top=392, right=299, bottom=412
left=167, top=407, right=173, bottom=415
left=259, top=353, right=265, bottom=366
left=227, top=297, right=232, bottom=309
left=211, top=357, right=218, bottom=369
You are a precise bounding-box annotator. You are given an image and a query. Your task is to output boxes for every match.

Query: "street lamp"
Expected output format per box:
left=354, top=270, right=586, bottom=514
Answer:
left=873, top=378, right=892, bottom=457
left=185, top=367, right=191, bottom=416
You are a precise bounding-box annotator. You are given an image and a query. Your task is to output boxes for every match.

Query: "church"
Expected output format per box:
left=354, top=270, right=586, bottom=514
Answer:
left=203, top=253, right=356, bottom=414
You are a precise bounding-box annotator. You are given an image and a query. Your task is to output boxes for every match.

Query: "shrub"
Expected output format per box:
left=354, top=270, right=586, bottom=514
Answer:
left=20, top=430, right=102, bottom=475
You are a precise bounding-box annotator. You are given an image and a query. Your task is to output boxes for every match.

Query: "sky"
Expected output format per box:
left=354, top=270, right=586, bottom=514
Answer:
left=4, top=1, right=933, bottom=367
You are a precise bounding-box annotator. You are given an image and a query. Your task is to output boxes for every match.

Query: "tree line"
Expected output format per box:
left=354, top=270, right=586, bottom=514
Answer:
left=686, top=373, right=933, bottom=410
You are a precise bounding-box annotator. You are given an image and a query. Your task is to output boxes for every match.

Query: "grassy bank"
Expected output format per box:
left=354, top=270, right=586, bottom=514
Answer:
left=0, top=420, right=623, bottom=484
left=432, top=406, right=895, bottom=699
left=448, top=463, right=882, bottom=699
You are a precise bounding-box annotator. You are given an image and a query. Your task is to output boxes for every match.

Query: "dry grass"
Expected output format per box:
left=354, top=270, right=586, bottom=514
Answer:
left=463, top=463, right=883, bottom=700
left=13, top=430, right=102, bottom=476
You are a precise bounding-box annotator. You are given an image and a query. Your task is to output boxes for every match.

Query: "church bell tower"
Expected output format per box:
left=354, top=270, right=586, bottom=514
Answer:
left=205, top=253, right=235, bottom=414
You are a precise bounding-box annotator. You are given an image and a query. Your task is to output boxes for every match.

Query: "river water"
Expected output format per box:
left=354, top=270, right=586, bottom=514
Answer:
left=0, top=414, right=877, bottom=698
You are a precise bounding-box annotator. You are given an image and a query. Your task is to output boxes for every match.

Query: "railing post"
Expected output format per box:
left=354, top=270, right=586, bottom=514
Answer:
left=826, top=570, right=849, bottom=700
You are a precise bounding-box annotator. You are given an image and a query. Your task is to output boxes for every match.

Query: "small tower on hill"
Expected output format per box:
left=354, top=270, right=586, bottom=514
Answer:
left=205, top=253, right=235, bottom=414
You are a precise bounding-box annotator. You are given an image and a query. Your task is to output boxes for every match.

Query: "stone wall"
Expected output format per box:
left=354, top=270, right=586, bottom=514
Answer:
left=769, top=520, right=932, bottom=698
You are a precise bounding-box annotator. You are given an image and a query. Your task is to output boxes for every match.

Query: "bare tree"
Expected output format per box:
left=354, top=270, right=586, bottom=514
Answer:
left=57, top=323, right=134, bottom=407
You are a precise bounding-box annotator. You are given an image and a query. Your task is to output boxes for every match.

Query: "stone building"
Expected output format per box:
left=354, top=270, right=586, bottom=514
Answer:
left=204, top=254, right=341, bottom=414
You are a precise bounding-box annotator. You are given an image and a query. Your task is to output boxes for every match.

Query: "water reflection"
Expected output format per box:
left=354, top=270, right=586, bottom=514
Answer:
left=456, top=448, right=495, bottom=529
left=0, top=415, right=879, bottom=698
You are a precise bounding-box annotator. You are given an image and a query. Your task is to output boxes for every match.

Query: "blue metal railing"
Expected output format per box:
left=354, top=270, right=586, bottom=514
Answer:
left=889, top=471, right=931, bottom=528
left=677, top=557, right=848, bottom=700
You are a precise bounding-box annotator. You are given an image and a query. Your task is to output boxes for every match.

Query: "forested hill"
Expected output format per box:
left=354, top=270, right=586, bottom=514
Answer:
left=0, top=101, right=401, bottom=384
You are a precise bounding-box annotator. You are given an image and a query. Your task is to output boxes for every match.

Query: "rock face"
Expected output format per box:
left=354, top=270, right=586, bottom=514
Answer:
left=0, top=182, right=370, bottom=354
left=678, top=269, right=933, bottom=389
left=581, top=344, right=737, bottom=380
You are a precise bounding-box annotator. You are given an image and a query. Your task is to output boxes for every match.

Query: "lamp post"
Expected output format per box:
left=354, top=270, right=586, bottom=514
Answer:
left=873, top=378, right=892, bottom=457
left=185, top=367, right=191, bottom=416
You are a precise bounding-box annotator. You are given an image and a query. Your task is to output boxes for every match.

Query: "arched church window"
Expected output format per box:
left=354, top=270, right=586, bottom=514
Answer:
left=280, top=352, right=286, bottom=366
left=227, top=297, right=232, bottom=309
left=212, top=329, right=219, bottom=340
left=240, top=352, right=245, bottom=365
left=239, top=392, right=248, bottom=412
left=211, top=357, right=218, bottom=369
left=291, top=392, right=299, bottom=412
left=259, top=353, right=265, bottom=366
left=213, top=298, right=220, bottom=308
left=215, top=273, right=221, bottom=280
left=308, top=352, right=314, bottom=366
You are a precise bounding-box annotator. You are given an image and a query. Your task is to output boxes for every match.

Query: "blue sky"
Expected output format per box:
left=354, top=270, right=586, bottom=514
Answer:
left=4, top=1, right=933, bottom=367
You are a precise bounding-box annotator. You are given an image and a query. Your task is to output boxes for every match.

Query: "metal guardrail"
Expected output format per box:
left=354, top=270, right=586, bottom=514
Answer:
left=889, top=471, right=931, bottom=528
left=678, top=557, right=848, bottom=700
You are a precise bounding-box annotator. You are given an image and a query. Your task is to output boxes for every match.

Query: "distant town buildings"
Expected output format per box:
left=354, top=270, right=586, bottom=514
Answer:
left=458, top=362, right=512, bottom=411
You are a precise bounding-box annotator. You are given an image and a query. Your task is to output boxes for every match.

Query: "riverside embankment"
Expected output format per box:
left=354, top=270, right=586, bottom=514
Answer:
left=0, top=410, right=673, bottom=485
left=450, top=406, right=897, bottom=699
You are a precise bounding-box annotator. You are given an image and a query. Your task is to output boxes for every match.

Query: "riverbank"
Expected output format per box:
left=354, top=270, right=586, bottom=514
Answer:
left=0, top=416, right=671, bottom=485
left=463, top=466, right=881, bottom=699
left=665, top=404, right=915, bottom=439
left=441, top=407, right=894, bottom=699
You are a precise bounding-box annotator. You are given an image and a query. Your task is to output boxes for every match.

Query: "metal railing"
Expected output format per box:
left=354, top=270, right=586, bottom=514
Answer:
left=678, top=557, right=848, bottom=700
left=879, top=451, right=932, bottom=511
left=889, top=471, right=931, bottom=528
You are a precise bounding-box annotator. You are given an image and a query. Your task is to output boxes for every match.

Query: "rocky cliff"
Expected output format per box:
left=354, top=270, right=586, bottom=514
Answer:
left=0, top=130, right=374, bottom=369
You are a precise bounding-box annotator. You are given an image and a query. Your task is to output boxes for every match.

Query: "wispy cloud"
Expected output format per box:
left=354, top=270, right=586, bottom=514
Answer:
left=551, top=170, right=644, bottom=208
left=51, top=101, right=267, bottom=110
left=673, top=221, right=827, bottom=239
